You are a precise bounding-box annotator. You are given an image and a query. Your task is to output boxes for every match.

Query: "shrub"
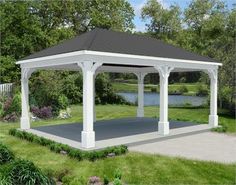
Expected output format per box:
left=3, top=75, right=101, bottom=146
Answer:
left=88, top=176, right=101, bottom=184
left=8, top=159, right=54, bottom=185
left=0, top=143, right=15, bottom=164
left=0, top=173, right=12, bottom=185
left=113, top=178, right=122, bottom=185
left=9, top=129, right=128, bottom=162
left=62, top=74, right=83, bottom=104
left=3, top=94, right=21, bottom=116
left=3, top=97, right=12, bottom=115
left=178, top=85, right=188, bottom=94
left=0, top=101, right=3, bottom=117
left=58, top=95, right=69, bottom=110
left=68, top=149, right=83, bottom=161
left=31, top=106, right=53, bottom=119
left=103, top=175, right=109, bottom=185
left=3, top=112, right=18, bottom=122
left=9, top=93, right=21, bottom=115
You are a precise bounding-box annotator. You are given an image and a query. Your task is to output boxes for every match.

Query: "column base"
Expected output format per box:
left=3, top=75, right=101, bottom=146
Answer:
left=81, top=131, right=95, bottom=148
left=209, top=115, right=218, bottom=127
left=20, top=117, right=30, bottom=130
left=137, top=108, right=144, bottom=117
left=158, top=121, right=169, bottom=135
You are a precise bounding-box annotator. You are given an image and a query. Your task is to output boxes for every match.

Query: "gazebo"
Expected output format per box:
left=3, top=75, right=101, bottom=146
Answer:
left=17, top=28, right=221, bottom=149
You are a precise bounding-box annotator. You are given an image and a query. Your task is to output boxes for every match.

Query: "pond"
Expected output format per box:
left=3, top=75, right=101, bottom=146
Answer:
left=117, top=92, right=207, bottom=106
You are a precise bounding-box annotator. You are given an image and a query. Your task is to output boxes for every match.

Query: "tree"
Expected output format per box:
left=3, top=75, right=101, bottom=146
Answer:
left=141, top=0, right=182, bottom=41
left=0, top=0, right=135, bottom=84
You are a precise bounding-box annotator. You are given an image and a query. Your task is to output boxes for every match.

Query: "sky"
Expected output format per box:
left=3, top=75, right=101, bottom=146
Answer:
left=128, top=0, right=235, bottom=32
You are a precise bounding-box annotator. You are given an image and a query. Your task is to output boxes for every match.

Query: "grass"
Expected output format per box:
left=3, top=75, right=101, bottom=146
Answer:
left=112, top=82, right=206, bottom=95
left=22, top=105, right=234, bottom=133
left=0, top=105, right=235, bottom=184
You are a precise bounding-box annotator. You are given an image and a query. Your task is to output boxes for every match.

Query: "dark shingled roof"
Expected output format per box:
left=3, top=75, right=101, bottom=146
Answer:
left=22, top=28, right=218, bottom=63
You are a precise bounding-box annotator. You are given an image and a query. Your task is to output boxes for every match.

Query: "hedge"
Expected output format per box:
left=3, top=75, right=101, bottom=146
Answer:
left=0, top=143, right=15, bottom=164
left=9, top=128, right=128, bottom=161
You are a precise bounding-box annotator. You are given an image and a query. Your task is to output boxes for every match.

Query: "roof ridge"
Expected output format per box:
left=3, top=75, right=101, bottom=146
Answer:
left=82, top=28, right=99, bottom=50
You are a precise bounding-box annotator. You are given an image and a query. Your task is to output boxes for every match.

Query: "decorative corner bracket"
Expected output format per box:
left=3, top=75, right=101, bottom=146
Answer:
left=154, top=65, right=174, bottom=79
left=205, top=68, right=218, bottom=82
left=77, top=61, right=103, bottom=73
left=134, top=72, right=148, bottom=84
left=21, top=68, right=35, bottom=81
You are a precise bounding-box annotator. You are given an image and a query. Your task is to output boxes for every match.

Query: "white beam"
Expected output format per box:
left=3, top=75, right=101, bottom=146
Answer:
left=155, top=65, right=174, bottom=135
left=19, top=50, right=221, bottom=72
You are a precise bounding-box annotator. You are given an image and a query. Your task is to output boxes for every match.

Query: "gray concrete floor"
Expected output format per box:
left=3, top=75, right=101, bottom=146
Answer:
left=129, top=132, right=236, bottom=164
left=33, top=117, right=197, bottom=142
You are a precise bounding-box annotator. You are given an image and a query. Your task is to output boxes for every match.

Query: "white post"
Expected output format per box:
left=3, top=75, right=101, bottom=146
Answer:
left=20, top=68, right=34, bottom=129
left=155, top=66, right=174, bottom=135
left=78, top=61, right=102, bottom=148
left=94, top=73, right=96, bottom=122
left=136, top=72, right=146, bottom=117
left=207, top=69, right=218, bottom=127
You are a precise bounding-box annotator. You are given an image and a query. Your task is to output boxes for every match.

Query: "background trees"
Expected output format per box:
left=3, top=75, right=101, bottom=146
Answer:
left=141, top=0, right=235, bottom=114
left=0, top=0, right=235, bottom=114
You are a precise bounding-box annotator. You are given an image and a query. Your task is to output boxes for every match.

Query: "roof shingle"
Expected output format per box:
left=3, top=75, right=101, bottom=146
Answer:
left=22, top=28, right=219, bottom=63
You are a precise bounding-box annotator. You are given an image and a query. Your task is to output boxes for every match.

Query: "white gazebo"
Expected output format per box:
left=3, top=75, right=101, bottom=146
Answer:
left=17, top=28, right=222, bottom=149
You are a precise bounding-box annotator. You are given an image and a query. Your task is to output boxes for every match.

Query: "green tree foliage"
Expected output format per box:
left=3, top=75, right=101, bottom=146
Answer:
left=0, top=0, right=134, bottom=83
left=141, top=0, right=182, bottom=41
left=141, top=0, right=235, bottom=114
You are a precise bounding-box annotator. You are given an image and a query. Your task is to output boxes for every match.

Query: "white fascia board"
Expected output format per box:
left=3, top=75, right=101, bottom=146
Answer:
left=84, top=50, right=222, bottom=66
left=16, top=50, right=86, bottom=64
left=17, top=50, right=222, bottom=70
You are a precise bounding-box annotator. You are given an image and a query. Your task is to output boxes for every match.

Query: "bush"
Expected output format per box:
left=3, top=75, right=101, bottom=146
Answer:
left=196, top=84, right=208, bottom=96
left=8, top=159, right=54, bottom=185
left=0, top=101, right=3, bottom=117
left=0, top=143, right=15, bottom=164
left=68, top=148, right=83, bottom=161
left=113, top=178, right=122, bottom=185
left=103, top=175, right=109, bottom=185
left=9, top=93, right=21, bottom=115
left=178, top=85, right=188, bottom=94
left=3, top=112, right=18, bottom=122
left=58, top=95, right=69, bottom=110
left=3, top=94, right=21, bottom=116
left=9, top=129, right=128, bottom=161
left=62, top=74, right=83, bottom=104
left=96, top=73, right=128, bottom=104
left=31, top=106, right=53, bottom=119
left=1, top=93, right=21, bottom=122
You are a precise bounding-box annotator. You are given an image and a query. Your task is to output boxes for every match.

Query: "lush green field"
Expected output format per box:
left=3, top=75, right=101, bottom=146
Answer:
left=112, top=82, right=205, bottom=95
left=0, top=105, right=235, bottom=184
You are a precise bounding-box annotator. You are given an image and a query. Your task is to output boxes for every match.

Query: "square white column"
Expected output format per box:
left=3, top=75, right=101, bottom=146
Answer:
left=78, top=61, right=102, bottom=149
left=136, top=73, right=146, bottom=117
left=20, top=68, right=34, bottom=130
left=155, top=66, right=173, bottom=135
left=207, top=69, right=218, bottom=127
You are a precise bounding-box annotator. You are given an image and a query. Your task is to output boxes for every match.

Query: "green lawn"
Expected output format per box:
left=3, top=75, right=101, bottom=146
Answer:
left=0, top=105, right=235, bottom=184
left=112, top=82, right=206, bottom=95
left=28, top=105, right=235, bottom=133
